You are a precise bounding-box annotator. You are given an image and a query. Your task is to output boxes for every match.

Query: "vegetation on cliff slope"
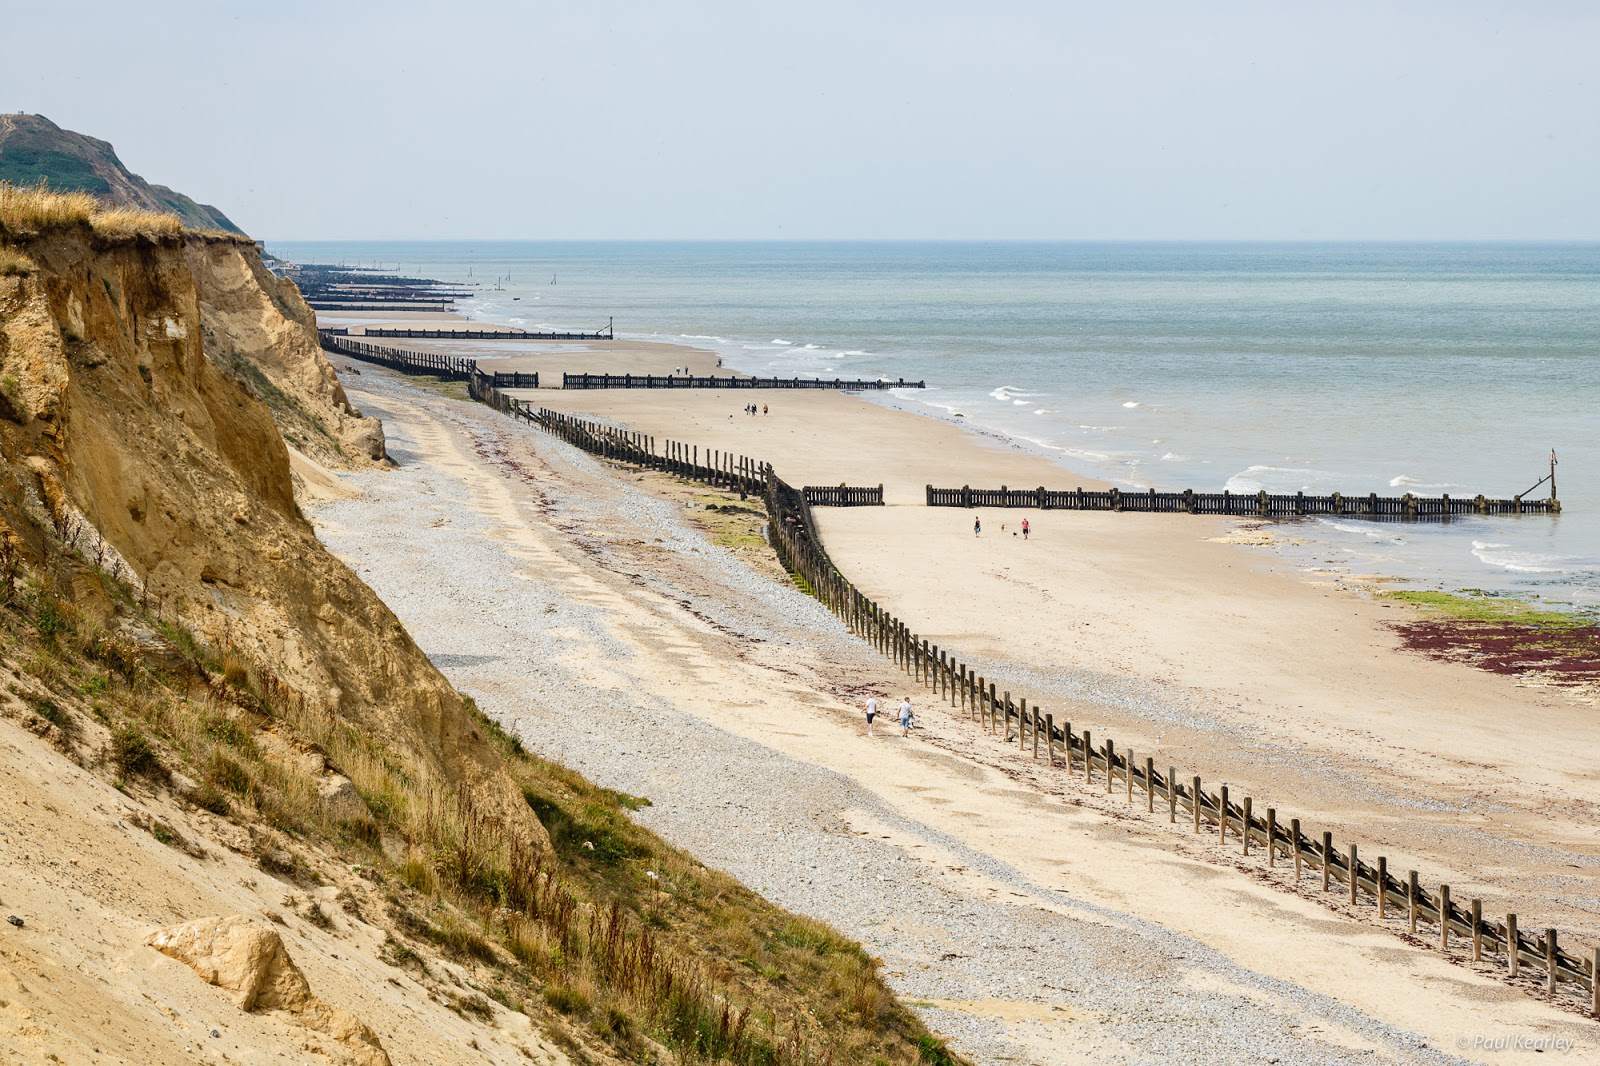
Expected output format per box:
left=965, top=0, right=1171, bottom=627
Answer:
left=0, top=484, right=953, bottom=1066
left=0, top=176, right=955, bottom=1063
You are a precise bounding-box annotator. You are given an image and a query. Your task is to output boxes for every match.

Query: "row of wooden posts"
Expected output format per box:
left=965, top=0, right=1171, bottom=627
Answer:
left=491, top=404, right=1599, bottom=1014
left=306, top=302, right=456, bottom=313
left=928, top=484, right=1561, bottom=518
left=802, top=485, right=885, bottom=506
left=562, top=373, right=923, bottom=391
left=319, top=332, right=538, bottom=389
left=366, top=352, right=1596, bottom=1014
left=362, top=325, right=615, bottom=341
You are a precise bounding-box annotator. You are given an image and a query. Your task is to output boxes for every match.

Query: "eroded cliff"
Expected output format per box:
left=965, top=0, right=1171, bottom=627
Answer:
left=0, top=192, right=951, bottom=1066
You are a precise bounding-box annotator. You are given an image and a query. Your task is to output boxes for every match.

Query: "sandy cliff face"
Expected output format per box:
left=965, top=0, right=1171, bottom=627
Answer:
left=186, top=240, right=386, bottom=468
left=0, top=229, right=546, bottom=857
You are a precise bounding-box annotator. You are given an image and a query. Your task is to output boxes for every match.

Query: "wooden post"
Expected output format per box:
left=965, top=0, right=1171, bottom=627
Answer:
left=1408, top=871, right=1419, bottom=933
left=1591, top=946, right=1599, bottom=1016
left=1546, top=929, right=1558, bottom=993
left=1018, top=697, right=1027, bottom=750
left=1046, top=714, right=1055, bottom=766
left=1168, top=766, right=1177, bottom=824
left=1105, top=738, right=1115, bottom=794
left=1192, top=776, right=1202, bottom=833
left=1219, top=785, right=1229, bottom=844
left=1506, top=913, right=1519, bottom=977
left=1084, top=731, right=1093, bottom=784
left=1322, top=832, right=1333, bottom=892
left=1292, top=819, right=1302, bottom=879
left=1377, top=857, right=1387, bottom=918
left=1033, top=710, right=1042, bottom=760
left=1125, top=748, right=1134, bottom=803
left=1439, top=885, right=1451, bottom=950
left=1470, top=898, right=1482, bottom=960
left=1348, top=844, right=1358, bottom=904
left=1265, top=808, right=1276, bottom=866
left=1242, top=797, right=1252, bottom=855
left=1145, top=757, right=1154, bottom=814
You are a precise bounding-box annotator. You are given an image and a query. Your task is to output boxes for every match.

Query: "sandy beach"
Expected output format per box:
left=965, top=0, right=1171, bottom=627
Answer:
left=517, top=382, right=1600, bottom=929
left=305, top=313, right=1600, bottom=1061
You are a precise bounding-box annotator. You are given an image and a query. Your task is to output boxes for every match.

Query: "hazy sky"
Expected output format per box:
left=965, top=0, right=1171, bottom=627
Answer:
left=4, top=1, right=1596, bottom=240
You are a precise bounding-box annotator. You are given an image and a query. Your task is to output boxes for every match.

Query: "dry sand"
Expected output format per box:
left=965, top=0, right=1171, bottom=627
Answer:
left=303, top=345, right=1600, bottom=1063
left=516, top=381, right=1600, bottom=944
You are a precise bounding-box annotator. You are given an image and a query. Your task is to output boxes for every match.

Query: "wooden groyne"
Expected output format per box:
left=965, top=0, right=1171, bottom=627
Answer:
left=318, top=331, right=537, bottom=389
left=307, top=302, right=456, bottom=313
left=361, top=323, right=615, bottom=342
left=563, top=372, right=922, bottom=391
left=401, top=369, right=1597, bottom=1017
left=803, top=485, right=884, bottom=506
left=927, top=484, right=1560, bottom=518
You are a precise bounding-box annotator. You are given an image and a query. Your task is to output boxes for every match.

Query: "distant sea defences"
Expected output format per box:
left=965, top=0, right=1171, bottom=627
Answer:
left=563, top=372, right=921, bottom=391
left=927, top=484, right=1560, bottom=519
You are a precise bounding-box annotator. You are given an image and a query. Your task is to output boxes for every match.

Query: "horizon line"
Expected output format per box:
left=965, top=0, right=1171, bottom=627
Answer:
left=261, top=236, right=1600, bottom=245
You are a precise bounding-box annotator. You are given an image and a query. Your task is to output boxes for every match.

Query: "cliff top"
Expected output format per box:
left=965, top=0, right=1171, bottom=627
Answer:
left=0, top=113, right=244, bottom=235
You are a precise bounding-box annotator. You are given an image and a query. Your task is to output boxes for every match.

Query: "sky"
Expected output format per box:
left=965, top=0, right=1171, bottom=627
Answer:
left=3, top=0, right=1597, bottom=240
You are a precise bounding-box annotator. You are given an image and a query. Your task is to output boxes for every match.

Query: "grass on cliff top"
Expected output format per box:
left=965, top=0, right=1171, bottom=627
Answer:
left=0, top=530, right=954, bottom=1066
left=0, top=181, right=184, bottom=241
left=1382, top=589, right=1596, bottom=631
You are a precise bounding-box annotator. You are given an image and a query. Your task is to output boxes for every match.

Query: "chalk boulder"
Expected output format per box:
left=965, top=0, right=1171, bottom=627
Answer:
left=147, top=915, right=389, bottom=1065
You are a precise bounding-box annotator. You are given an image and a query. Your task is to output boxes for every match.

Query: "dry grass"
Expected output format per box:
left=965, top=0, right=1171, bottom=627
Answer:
left=89, top=206, right=184, bottom=240
left=0, top=538, right=957, bottom=1066
left=0, top=181, right=184, bottom=241
left=0, top=247, right=36, bottom=276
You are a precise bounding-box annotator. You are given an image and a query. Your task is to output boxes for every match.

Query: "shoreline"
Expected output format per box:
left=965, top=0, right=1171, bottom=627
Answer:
left=317, top=306, right=1596, bottom=688
left=307, top=351, right=1598, bottom=1062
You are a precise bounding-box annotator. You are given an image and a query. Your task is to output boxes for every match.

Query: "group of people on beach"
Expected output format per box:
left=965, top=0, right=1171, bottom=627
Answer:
left=972, top=515, right=1029, bottom=539
left=863, top=694, right=916, bottom=737
left=743, top=403, right=768, bottom=416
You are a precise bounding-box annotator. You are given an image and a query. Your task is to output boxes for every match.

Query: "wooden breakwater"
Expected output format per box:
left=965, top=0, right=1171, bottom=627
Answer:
left=514, top=406, right=770, bottom=498
left=928, top=484, right=1560, bottom=518
left=449, top=395, right=1597, bottom=1014
left=306, top=301, right=457, bottom=313
left=318, top=331, right=538, bottom=389
left=361, top=324, right=615, bottom=342
left=803, top=485, right=884, bottom=506
left=768, top=490, right=1597, bottom=1014
left=563, top=373, right=923, bottom=391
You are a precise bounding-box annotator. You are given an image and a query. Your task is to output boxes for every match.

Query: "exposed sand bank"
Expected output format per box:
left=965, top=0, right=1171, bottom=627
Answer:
left=309, top=351, right=1598, bottom=1063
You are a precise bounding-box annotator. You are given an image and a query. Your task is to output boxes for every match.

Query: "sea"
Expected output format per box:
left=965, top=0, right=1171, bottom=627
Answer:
left=269, top=240, right=1600, bottom=611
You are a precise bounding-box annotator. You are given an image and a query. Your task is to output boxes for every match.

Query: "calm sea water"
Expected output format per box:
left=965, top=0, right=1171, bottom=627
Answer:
left=271, top=241, right=1600, bottom=609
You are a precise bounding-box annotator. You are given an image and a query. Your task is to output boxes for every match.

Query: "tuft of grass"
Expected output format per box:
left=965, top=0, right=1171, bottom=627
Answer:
left=189, top=783, right=231, bottom=815
left=112, top=726, right=161, bottom=777
left=0, top=247, right=36, bottom=276
left=543, top=980, right=592, bottom=1015
left=1383, top=590, right=1596, bottom=631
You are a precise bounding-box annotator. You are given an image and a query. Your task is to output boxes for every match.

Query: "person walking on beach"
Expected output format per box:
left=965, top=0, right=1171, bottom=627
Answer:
left=762, top=404, right=769, bottom=415
left=973, top=515, right=982, bottom=537
left=899, top=696, right=913, bottom=736
left=865, top=695, right=878, bottom=735
left=1022, top=518, right=1030, bottom=540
